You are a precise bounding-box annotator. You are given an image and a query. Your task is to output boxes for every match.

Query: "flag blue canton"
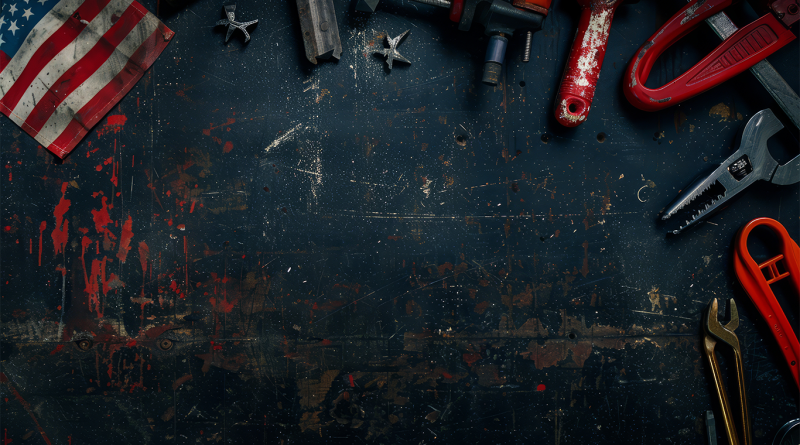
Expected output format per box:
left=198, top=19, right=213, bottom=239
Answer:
left=0, top=0, right=54, bottom=58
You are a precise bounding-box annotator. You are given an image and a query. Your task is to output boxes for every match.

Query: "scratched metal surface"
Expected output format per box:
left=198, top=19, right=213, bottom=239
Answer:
left=1, top=0, right=798, bottom=444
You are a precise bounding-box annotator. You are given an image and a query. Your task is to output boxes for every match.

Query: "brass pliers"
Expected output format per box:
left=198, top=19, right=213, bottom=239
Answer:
left=703, top=298, right=752, bottom=445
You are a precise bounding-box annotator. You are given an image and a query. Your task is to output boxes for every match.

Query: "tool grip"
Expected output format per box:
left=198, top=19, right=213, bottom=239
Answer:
left=624, top=0, right=796, bottom=112
left=554, top=0, right=622, bottom=127
left=734, top=218, right=800, bottom=391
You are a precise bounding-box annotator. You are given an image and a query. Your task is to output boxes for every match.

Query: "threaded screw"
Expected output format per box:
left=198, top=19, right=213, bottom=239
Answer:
left=522, top=31, right=532, bottom=62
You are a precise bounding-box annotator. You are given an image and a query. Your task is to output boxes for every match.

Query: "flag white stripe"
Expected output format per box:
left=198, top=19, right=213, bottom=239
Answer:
left=0, top=0, right=84, bottom=97
left=8, top=0, right=135, bottom=126
left=38, top=10, right=159, bottom=145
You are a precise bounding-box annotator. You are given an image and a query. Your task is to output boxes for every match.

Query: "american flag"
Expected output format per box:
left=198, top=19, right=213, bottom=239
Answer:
left=0, top=0, right=173, bottom=158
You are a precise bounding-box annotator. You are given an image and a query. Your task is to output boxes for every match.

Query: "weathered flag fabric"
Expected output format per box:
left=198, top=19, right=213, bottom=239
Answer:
left=0, top=0, right=173, bottom=158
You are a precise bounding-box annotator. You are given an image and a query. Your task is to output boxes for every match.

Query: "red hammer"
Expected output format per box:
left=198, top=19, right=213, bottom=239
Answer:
left=554, top=0, right=628, bottom=127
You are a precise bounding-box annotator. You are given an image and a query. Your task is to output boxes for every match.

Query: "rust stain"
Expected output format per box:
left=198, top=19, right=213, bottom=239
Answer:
left=581, top=241, right=589, bottom=277
left=299, top=370, right=340, bottom=409
left=474, top=301, right=490, bottom=314
left=648, top=286, right=662, bottom=312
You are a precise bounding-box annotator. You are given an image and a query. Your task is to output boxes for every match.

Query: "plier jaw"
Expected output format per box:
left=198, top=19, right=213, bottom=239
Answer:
left=661, top=109, right=799, bottom=235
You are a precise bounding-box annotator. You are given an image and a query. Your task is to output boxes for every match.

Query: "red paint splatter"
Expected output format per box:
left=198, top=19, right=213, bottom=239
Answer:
left=49, top=344, right=64, bottom=355
left=110, top=160, right=118, bottom=187
left=81, top=236, right=92, bottom=288
left=209, top=297, right=234, bottom=313
left=107, top=115, right=127, bottom=127
left=189, top=201, right=196, bottom=213
left=87, top=257, right=106, bottom=317
left=138, top=241, right=149, bottom=273
left=125, top=340, right=137, bottom=348
left=3, top=428, right=11, bottom=445
left=168, top=279, right=185, bottom=299
left=138, top=241, right=150, bottom=300
left=38, top=221, right=46, bottom=266
left=201, top=118, right=236, bottom=136
left=95, top=164, right=103, bottom=171
left=536, top=383, right=546, bottom=392
left=117, top=215, right=133, bottom=262
left=91, top=196, right=113, bottom=234
left=462, top=352, right=482, bottom=367
left=348, top=374, right=355, bottom=387
left=441, top=372, right=453, bottom=379
left=223, top=141, right=233, bottom=153
left=51, top=183, right=70, bottom=256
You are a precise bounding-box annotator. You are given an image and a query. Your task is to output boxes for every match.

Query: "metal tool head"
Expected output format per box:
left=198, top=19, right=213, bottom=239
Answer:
left=356, top=0, right=381, bottom=12
left=215, top=3, right=258, bottom=43
left=705, top=298, right=741, bottom=349
left=373, top=30, right=411, bottom=70
left=663, top=109, right=798, bottom=234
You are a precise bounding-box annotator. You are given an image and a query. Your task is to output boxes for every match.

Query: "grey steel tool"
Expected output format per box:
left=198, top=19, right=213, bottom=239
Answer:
left=662, top=109, right=800, bottom=235
left=707, top=410, right=718, bottom=445
left=356, top=0, right=381, bottom=11
left=297, top=0, right=343, bottom=64
left=357, top=0, right=550, bottom=86
left=373, top=30, right=412, bottom=70
left=705, top=12, right=800, bottom=130
left=215, top=3, right=258, bottom=43
left=702, top=298, right=751, bottom=445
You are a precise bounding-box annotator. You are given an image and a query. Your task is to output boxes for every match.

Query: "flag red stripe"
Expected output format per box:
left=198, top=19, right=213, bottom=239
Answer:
left=23, top=3, right=147, bottom=134
left=0, top=52, right=10, bottom=74
left=48, top=23, right=172, bottom=158
left=0, top=0, right=113, bottom=114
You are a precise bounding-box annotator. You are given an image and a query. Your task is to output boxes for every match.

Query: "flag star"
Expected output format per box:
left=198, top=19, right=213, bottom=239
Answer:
left=0, top=16, right=6, bottom=29
left=22, top=8, right=32, bottom=20
left=0, top=35, right=5, bottom=47
left=38, top=0, right=47, bottom=5
left=8, top=4, right=17, bottom=15
left=8, top=19, right=19, bottom=35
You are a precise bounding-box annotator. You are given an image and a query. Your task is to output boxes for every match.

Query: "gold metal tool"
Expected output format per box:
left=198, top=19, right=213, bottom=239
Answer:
left=702, top=298, right=752, bottom=445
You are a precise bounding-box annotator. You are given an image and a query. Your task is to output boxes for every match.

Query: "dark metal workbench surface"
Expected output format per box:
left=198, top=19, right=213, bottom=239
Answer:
left=1, top=0, right=798, bottom=444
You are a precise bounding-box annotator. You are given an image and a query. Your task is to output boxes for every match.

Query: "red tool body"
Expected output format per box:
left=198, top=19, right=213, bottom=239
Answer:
left=554, top=0, right=624, bottom=127
left=733, top=218, right=800, bottom=390
left=624, top=0, right=799, bottom=112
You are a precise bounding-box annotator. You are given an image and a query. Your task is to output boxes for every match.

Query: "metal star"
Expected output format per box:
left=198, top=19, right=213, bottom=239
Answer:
left=373, top=30, right=411, bottom=70
left=215, top=3, right=258, bottom=43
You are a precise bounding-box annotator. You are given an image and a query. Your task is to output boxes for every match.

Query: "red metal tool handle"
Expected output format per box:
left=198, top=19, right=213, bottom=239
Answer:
left=624, top=0, right=797, bottom=112
left=555, top=0, right=623, bottom=127
left=449, top=0, right=464, bottom=22
left=734, top=217, right=800, bottom=391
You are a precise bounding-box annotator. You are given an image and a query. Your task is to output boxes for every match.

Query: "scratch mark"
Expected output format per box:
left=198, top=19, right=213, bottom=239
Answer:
left=630, top=310, right=692, bottom=320
left=264, top=124, right=303, bottom=153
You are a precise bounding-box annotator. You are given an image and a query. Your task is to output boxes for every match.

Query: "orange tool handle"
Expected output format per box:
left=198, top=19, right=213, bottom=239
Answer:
left=734, top=218, right=800, bottom=390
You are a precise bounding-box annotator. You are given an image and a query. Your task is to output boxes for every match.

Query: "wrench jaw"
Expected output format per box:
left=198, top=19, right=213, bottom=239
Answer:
left=662, top=109, right=785, bottom=235
left=703, top=298, right=753, bottom=445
